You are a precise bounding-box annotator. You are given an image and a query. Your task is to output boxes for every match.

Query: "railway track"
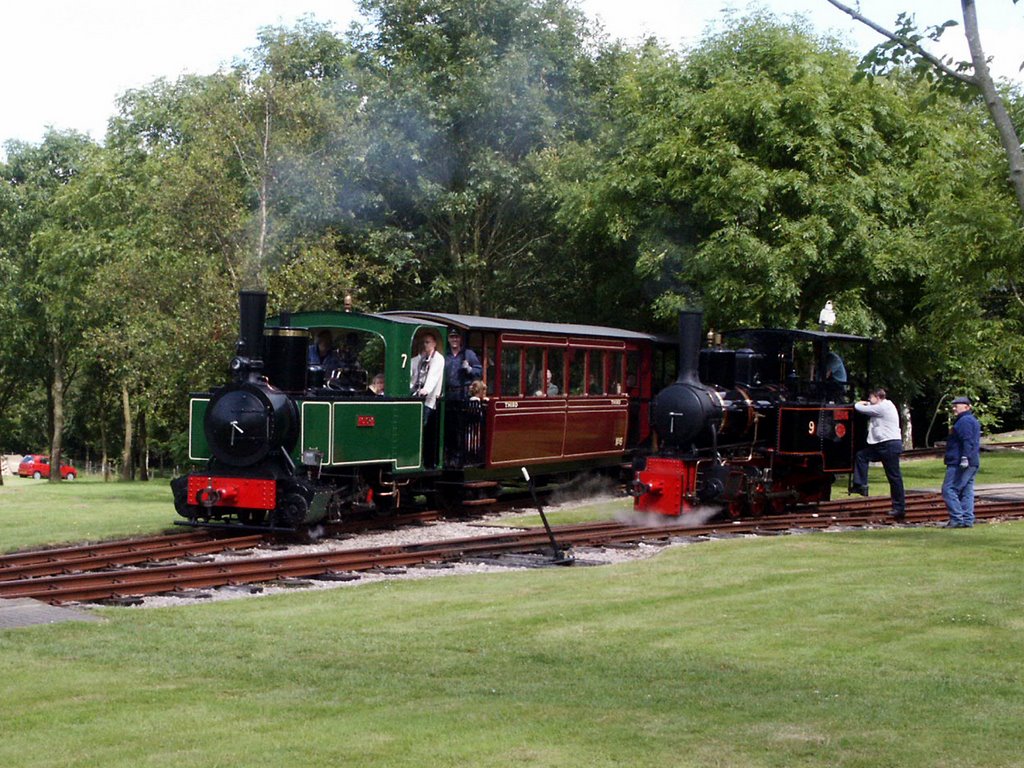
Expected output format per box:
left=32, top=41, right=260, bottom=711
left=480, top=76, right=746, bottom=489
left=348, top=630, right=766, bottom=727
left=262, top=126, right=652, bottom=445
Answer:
left=2, top=491, right=1023, bottom=605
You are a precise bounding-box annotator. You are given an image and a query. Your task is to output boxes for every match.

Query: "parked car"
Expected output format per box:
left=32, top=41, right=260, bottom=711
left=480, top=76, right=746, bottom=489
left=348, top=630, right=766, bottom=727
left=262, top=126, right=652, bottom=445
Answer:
left=17, top=454, right=77, bottom=480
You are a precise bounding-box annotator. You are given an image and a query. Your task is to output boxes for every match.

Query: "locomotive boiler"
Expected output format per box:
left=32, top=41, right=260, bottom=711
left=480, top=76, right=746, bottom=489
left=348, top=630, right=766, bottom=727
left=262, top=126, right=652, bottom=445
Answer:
left=631, top=312, right=870, bottom=518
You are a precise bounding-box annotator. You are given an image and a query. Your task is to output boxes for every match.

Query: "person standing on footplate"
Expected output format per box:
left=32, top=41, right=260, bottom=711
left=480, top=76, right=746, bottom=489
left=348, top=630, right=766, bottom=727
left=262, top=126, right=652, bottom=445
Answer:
left=942, top=396, right=981, bottom=528
left=851, top=387, right=906, bottom=521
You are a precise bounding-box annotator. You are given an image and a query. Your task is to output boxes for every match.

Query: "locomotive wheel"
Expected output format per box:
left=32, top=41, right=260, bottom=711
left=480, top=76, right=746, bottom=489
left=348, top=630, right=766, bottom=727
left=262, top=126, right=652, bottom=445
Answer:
left=277, top=493, right=309, bottom=528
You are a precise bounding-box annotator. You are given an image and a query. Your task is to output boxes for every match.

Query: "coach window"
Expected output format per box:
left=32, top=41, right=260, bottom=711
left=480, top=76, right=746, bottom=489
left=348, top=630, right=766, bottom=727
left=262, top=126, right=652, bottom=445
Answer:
left=652, top=348, right=678, bottom=391
left=609, top=351, right=624, bottom=394
left=547, top=348, right=563, bottom=395
left=501, top=345, right=522, bottom=397
left=625, top=351, right=640, bottom=395
left=567, top=348, right=586, bottom=396
left=469, top=331, right=496, bottom=394
left=526, top=348, right=544, bottom=396
left=588, top=351, right=608, bottom=394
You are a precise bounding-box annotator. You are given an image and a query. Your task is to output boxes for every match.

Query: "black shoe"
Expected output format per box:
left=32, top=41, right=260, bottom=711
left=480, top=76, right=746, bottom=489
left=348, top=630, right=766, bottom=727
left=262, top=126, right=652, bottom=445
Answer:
left=953, top=523, right=973, bottom=528
left=889, top=510, right=906, bottom=521
left=849, top=484, right=869, bottom=497
left=942, top=521, right=959, bottom=528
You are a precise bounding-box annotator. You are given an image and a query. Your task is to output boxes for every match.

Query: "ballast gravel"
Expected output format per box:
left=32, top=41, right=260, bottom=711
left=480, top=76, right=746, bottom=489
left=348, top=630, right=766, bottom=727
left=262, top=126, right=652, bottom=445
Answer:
left=122, top=496, right=681, bottom=609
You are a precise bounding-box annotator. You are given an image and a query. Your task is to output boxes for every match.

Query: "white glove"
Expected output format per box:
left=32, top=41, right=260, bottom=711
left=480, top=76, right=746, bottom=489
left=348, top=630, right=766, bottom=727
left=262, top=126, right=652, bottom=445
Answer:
left=959, top=457, right=969, bottom=468
left=461, top=359, right=470, bottom=371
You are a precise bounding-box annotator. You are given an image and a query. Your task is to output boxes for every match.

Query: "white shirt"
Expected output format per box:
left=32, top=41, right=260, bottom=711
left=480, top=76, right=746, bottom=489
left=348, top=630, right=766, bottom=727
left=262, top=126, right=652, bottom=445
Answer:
left=855, top=398, right=901, bottom=444
left=410, top=351, right=444, bottom=410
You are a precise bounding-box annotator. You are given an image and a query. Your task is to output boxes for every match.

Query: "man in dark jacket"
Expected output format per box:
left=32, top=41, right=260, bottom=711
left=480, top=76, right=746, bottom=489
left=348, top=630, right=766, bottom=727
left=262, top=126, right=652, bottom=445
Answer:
left=444, top=329, right=482, bottom=400
left=942, top=396, right=981, bottom=528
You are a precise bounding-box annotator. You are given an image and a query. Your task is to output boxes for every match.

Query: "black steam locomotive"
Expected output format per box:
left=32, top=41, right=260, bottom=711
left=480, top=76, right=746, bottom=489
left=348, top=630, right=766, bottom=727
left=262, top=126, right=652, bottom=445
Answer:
left=631, top=311, right=871, bottom=518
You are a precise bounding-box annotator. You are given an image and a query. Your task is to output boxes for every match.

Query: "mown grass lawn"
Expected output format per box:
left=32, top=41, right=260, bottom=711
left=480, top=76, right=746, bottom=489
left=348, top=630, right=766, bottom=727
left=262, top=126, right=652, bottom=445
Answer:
left=2, top=463, right=1024, bottom=767
left=1, top=476, right=175, bottom=553
left=2, top=521, right=1023, bottom=767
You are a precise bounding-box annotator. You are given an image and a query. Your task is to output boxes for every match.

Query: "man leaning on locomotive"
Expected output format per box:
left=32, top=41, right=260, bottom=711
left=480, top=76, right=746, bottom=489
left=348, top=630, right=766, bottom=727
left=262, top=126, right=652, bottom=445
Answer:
left=850, top=388, right=906, bottom=521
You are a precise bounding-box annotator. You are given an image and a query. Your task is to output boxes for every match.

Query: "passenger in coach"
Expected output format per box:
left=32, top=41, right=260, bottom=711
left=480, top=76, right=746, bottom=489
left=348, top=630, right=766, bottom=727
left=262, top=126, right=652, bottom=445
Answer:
left=534, top=369, right=559, bottom=396
left=411, top=331, right=445, bottom=467
left=469, top=380, right=488, bottom=401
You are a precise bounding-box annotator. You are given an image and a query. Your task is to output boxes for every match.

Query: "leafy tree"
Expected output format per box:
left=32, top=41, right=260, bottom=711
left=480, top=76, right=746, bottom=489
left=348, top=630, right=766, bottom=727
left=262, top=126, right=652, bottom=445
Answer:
left=822, top=1, right=1024, bottom=425
left=825, top=0, right=1024, bottom=218
left=0, top=131, right=104, bottom=480
left=346, top=0, right=606, bottom=315
left=541, top=14, right=1024, bottom=428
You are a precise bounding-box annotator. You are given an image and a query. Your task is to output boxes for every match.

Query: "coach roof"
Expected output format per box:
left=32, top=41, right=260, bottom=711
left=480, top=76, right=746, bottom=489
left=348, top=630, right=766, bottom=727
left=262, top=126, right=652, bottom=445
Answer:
left=379, top=311, right=662, bottom=342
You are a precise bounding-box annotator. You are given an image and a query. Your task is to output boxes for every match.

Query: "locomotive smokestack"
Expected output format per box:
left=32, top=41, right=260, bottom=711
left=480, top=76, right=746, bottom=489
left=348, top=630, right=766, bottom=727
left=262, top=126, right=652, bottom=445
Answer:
left=237, top=290, right=268, bottom=359
left=677, top=311, right=703, bottom=385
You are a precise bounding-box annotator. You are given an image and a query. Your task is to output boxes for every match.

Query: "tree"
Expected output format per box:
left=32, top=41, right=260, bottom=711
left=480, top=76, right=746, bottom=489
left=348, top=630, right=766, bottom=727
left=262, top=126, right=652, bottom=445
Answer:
left=347, top=0, right=605, bottom=315
left=539, top=13, right=1024, bottom=429
left=0, top=131, right=104, bottom=480
left=824, top=0, right=1024, bottom=219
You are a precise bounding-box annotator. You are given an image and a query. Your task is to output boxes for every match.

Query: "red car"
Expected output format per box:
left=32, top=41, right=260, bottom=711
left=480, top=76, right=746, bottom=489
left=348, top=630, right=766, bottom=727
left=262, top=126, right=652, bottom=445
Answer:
left=17, top=454, right=78, bottom=480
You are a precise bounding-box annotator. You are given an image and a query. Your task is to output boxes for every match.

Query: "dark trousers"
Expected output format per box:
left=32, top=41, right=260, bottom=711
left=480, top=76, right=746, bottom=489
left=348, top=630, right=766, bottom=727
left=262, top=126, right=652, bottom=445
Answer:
left=854, top=439, right=905, bottom=513
left=422, top=406, right=439, bottom=468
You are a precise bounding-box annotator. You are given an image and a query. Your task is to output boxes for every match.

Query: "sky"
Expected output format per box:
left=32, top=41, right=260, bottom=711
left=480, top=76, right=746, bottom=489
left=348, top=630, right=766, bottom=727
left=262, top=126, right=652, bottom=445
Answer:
left=1, top=0, right=1021, bottom=157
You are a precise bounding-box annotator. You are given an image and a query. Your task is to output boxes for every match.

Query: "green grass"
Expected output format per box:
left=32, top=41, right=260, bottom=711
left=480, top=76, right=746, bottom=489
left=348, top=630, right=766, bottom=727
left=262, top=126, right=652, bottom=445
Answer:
left=0, top=476, right=175, bottom=553
left=2, top=520, right=1024, bottom=766
left=896, top=450, right=1024, bottom=489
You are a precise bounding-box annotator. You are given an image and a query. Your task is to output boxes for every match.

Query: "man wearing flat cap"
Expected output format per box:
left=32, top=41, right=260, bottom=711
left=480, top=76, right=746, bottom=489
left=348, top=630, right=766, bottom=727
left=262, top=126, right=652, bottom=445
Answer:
left=444, top=328, right=482, bottom=400
left=942, top=396, right=981, bottom=528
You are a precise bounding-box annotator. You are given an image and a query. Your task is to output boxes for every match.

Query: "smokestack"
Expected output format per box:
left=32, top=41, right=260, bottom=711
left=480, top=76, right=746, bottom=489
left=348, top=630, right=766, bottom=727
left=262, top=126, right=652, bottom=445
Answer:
left=677, top=311, right=703, bottom=385
left=237, top=290, right=268, bottom=359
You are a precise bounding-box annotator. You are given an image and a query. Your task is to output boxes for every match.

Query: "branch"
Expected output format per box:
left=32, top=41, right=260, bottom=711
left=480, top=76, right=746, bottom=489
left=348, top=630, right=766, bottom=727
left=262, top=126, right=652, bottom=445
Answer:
left=824, top=0, right=978, bottom=86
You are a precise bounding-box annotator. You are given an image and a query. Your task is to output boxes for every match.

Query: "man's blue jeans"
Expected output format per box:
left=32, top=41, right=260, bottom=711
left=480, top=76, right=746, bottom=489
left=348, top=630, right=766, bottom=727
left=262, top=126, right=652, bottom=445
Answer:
left=941, top=465, right=979, bottom=526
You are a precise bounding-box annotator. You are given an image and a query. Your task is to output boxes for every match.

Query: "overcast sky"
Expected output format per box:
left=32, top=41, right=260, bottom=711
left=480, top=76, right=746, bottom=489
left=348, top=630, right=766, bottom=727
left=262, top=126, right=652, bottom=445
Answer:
left=1, top=0, right=1021, bottom=156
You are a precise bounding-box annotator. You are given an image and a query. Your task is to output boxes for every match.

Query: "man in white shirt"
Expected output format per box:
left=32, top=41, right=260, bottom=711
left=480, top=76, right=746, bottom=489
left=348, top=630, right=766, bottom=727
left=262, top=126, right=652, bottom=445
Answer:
left=851, top=387, right=905, bottom=520
left=410, top=330, right=445, bottom=467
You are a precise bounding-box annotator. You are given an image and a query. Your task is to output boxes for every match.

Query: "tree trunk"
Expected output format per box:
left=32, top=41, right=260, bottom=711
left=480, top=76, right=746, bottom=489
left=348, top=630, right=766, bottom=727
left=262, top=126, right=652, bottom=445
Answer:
left=121, top=382, right=133, bottom=482
left=100, top=416, right=110, bottom=481
left=138, top=410, right=150, bottom=481
left=48, top=338, right=65, bottom=484
left=960, top=0, right=1024, bottom=217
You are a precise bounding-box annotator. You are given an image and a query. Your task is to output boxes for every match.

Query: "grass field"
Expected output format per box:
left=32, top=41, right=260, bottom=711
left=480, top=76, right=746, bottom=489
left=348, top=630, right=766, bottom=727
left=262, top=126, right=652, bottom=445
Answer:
left=0, top=475, right=177, bottom=552
left=2, top=456, right=1024, bottom=766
